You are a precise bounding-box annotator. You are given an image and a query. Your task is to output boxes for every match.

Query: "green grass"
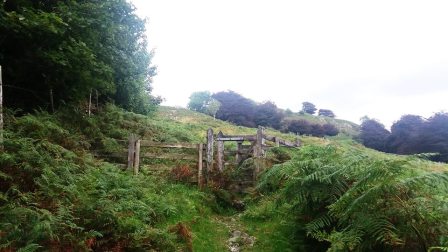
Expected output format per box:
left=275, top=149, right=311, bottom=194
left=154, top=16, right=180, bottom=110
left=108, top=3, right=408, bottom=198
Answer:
left=2, top=104, right=447, bottom=251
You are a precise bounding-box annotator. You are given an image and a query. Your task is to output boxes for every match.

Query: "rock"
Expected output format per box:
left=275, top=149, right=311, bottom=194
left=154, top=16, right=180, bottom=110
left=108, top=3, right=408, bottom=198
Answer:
left=232, top=230, right=242, bottom=237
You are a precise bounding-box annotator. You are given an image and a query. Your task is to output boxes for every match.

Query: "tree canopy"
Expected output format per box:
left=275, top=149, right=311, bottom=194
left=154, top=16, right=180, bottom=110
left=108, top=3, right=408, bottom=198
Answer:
left=359, top=113, right=448, bottom=162
left=359, top=118, right=390, bottom=152
left=0, top=0, right=159, bottom=114
left=318, top=109, right=335, bottom=118
left=188, top=91, right=213, bottom=113
left=301, top=102, right=317, bottom=114
left=187, top=91, right=221, bottom=118
left=213, top=90, right=257, bottom=127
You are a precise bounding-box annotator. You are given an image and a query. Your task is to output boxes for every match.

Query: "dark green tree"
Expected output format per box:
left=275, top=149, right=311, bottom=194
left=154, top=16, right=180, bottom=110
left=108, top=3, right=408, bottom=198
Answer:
left=254, top=101, right=284, bottom=129
left=322, top=123, right=339, bottom=136
left=213, top=91, right=257, bottom=127
left=359, top=118, right=390, bottom=152
left=318, top=109, right=335, bottom=118
left=387, top=115, right=424, bottom=154
left=0, top=0, right=158, bottom=114
left=420, top=112, right=448, bottom=162
left=284, top=119, right=312, bottom=135
left=301, top=102, right=317, bottom=115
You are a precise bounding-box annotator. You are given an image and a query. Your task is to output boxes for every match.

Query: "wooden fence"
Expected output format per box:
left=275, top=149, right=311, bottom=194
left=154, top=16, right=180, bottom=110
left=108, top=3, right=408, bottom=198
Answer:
left=97, top=127, right=300, bottom=188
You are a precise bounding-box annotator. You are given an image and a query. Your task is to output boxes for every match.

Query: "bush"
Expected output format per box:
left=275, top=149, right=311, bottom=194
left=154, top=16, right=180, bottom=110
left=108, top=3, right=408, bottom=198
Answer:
left=258, top=145, right=448, bottom=251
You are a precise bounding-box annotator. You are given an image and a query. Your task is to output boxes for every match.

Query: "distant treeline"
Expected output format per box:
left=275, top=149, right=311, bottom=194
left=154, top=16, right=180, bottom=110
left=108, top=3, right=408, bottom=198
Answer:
left=359, top=113, right=448, bottom=162
left=188, top=90, right=339, bottom=137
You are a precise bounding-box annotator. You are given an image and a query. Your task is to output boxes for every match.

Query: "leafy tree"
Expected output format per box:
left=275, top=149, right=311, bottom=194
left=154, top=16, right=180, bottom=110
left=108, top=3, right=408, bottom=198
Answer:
left=283, top=120, right=338, bottom=137
left=387, top=115, right=424, bottom=154
left=213, top=91, right=256, bottom=127
left=301, top=102, right=317, bottom=115
left=0, top=0, right=158, bottom=114
left=318, top=109, right=335, bottom=118
left=205, top=98, right=221, bottom=119
left=359, top=118, right=390, bottom=152
left=254, top=101, right=284, bottom=129
left=310, top=124, right=325, bottom=137
left=322, top=123, right=339, bottom=136
left=418, top=112, right=448, bottom=162
left=188, top=91, right=212, bottom=113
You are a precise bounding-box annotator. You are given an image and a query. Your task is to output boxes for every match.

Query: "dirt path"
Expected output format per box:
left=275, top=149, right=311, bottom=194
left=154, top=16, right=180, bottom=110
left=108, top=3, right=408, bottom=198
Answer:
left=214, top=215, right=256, bottom=252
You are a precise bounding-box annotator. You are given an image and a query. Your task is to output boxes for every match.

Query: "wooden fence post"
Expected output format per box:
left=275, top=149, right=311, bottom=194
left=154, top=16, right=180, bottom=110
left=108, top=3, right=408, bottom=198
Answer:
left=127, top=134, right=137, bottom=171
left=295, top=137, right=301, bottom=147
left=134, top=139, right=140, bottom=175
left=236, top=140, right=243, bottom=164
left=49, top=88, right=54, bottom=113
left=206, top=128, right=214, bottom=183
left=198, top=143, right=203, bottom=188
left=0, top=65, right=3, bottom=151
left=95, top=89, right=99, bottom=110
left=275, top=137, right=280, bottom=147
left=217, top=131, right=224, bottom=172
left=254, top=126, right=265, bottom=158
left=88, top=89, right=92, bottom=117
left=253, top=126, right=265, bottom=181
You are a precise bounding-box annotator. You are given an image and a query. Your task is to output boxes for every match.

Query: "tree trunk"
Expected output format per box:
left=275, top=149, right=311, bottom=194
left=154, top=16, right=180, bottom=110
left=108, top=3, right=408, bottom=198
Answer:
left=0, top=65, right=3, bottom=151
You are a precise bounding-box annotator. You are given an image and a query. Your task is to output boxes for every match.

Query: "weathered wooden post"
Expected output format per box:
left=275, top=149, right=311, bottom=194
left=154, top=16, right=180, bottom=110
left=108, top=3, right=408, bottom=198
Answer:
left=88, top=89, right=92, bottom=117
left=0, top=65, right=3, bottom=151
left=197, top=143, right=203, bottom=188
left=217, top=131, right=224, bottom=172
left=275, top=137, right=280, bottom=147
left=254, top=126, right=265, bottom=158
left=49, top=88, right=54, bottom=113
left=253, top=126, right=265, bottom=181
left=134, top=139, right=141, bottom=175
left=95, top=89, right=99, bottom=110
left=127, top=134, right=137, bottom=171
left=236, top=140, right=243, bottom=163
left=295, top=137, right=301, bottom=147
left=206, top=128, right=214, bottom=183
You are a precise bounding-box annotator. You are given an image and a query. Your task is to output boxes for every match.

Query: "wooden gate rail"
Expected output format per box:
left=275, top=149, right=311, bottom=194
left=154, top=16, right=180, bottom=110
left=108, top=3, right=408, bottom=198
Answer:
left=212, top=126, right=300, bottom=174
left=127, top=134, right=205, bottom=187
left=124, top=127, right=300, bottom=187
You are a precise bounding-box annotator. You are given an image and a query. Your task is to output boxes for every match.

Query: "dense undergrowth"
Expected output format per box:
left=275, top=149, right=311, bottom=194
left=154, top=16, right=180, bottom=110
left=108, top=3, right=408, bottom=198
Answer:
left=1, top=104, right=448, bottom=251
left=0, top=105, right=225, bottom=251
left=246, top=144, right=448, bottom=251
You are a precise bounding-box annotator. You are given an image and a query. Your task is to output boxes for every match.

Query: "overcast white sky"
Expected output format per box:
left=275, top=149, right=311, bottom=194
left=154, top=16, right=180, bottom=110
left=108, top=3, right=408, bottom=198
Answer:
left=131, top=0, right=448, bottom=128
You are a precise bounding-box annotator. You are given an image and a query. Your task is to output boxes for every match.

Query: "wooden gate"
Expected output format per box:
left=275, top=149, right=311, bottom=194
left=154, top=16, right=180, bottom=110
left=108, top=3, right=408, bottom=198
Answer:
left=121, top=127, right=300, bottom=188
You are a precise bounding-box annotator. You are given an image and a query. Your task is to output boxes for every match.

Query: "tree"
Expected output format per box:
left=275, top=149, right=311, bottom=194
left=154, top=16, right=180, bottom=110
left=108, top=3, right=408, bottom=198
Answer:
left=387, top=115, right=424, bottom=154
left=318, top=109, right=335, bottom=118
left=283, top=120, right=312, bottom=135
left=0, top=0, right=158, bottom=114
left=187, top=91, right=212, bottom=113
left=301, top=102, right=317, bottom=115
left=213, top=91, right=257, bottom=127
left=418, top=112, right=448, bottom=162
left=310, top=124, right=325, bottom=137
left=253, top=101, right=284, bottom=129
left=322, top=123, right=339, bottom=136
left=359, top=118, right=390, bottom=152
left=205, top=99, right=221, bottom=119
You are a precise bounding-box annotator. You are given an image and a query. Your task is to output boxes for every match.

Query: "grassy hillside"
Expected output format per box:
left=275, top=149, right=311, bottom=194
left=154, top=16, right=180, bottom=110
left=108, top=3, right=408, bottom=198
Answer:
left=1, top=104, right=447, bottom=251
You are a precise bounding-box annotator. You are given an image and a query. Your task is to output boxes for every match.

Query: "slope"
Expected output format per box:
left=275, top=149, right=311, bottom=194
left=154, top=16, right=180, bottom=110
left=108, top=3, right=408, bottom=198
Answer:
left=1, top=104, right=447, bottom=251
